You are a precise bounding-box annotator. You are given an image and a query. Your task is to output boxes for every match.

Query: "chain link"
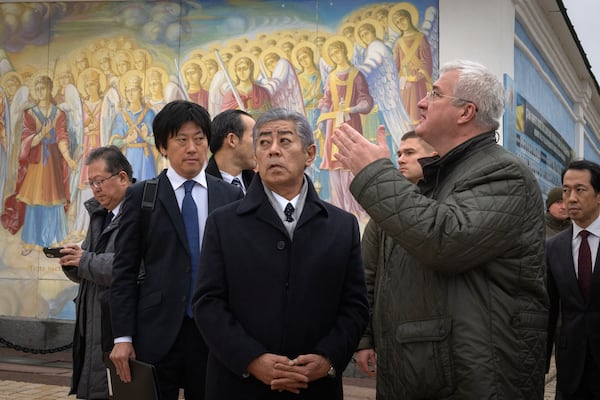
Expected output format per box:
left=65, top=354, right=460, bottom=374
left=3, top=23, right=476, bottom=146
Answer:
left=0, top=335, right=72, bottom=354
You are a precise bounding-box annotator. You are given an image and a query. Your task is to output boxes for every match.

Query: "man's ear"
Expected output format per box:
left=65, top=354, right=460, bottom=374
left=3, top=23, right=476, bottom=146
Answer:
left=158, top=144, right=168, bottom=158
left=226, top=132, right=238, bottom=148
left=457, top=103, right=477, bottom=124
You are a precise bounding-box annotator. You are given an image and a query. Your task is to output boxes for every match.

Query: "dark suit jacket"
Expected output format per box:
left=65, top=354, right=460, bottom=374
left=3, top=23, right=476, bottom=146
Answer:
left=193, top=174, right=368, bottom=400
left=546, top=226, right=600, bottom=395
left=110, top=169, right=243, bottom=364
left=205, top=155, right=255, bottom=190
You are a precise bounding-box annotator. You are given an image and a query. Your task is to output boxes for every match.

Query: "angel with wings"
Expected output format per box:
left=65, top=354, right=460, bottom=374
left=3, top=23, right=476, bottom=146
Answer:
left=146, top=66, right=185, bottom=114
left=0, top=88, right=8, bottom=210
left=390, top=3, right=438, bottom=125
left=355, top=19, right=412, bottom=148
left=257, top=47, right=306, bottom=116
left=12, top=73, right=77, bottom=253
left=108, top=71, right=156, bottom=181
left=67, top=67, right=106, bottom=237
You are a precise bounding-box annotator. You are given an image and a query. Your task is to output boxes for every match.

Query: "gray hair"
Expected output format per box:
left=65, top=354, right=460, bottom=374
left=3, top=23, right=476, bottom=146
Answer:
left=440, top=60, right=505, bottom=131
left=253, top=108, right=314, bottom=149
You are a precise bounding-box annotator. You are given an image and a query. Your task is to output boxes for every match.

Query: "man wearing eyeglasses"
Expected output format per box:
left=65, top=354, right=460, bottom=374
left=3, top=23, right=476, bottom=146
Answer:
left=58, top=145, right=134, bottom=400
left=333, top=60, right=548, bottom=399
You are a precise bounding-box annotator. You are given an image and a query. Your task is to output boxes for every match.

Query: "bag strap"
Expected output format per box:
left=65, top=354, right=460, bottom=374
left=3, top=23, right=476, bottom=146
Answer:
left=137, top=178, right=159, bottom=284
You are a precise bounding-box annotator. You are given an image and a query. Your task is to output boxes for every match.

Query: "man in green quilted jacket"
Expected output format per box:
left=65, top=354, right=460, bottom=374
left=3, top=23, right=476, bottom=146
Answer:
left=333, top=60, right=548, bottom=399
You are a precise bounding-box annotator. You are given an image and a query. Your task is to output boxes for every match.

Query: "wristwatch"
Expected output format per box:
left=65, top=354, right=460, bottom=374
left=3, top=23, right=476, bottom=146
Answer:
left=327, top=363, right=336, bottom=378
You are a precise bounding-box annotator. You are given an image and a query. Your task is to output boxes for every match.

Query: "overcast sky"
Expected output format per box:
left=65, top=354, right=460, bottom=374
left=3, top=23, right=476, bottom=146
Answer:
left=562, top=0, right=599, bottom=80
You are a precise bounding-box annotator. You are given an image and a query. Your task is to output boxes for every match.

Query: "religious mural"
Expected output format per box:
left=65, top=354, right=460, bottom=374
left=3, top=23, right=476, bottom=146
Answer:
left=0, top=0, right=439, bottom=320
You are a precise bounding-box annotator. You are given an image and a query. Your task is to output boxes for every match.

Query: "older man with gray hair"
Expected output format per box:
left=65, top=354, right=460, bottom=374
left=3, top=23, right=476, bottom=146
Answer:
left=334, top=60, right=548, bottom=399
left=193, top=108, right=368, bottom=400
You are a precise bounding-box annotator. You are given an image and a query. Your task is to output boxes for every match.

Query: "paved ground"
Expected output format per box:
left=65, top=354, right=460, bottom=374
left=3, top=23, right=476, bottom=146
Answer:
left=0, top=345, right=557, bottom=399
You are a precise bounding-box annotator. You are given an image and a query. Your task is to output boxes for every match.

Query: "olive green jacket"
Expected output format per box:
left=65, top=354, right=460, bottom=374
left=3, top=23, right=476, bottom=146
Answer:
left=353, top=132, right=548, bottom=399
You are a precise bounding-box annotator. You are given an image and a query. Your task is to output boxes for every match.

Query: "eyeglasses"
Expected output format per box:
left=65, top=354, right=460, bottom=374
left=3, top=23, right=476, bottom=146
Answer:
left=87, top=172, right=119, bottom=189
left=426, top=89, right=478, bottom=112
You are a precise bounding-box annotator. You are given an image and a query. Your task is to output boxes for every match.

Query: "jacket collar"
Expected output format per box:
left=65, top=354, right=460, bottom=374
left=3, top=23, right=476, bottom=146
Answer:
left=421, top=130, right=497, bottom=183
left=237, top=173, right=328, bottom=229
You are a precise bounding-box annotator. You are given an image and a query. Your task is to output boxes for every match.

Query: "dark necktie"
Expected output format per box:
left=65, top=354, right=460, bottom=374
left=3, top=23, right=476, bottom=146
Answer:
left=578, top=230, right=592, bottom=303
left=103, top=211, right=114, bottom=231
left=182, top=180, right=200, bottom=317
left=284, top=203, right=294, bottom=223
left=231, top=177, right=242, bottom=188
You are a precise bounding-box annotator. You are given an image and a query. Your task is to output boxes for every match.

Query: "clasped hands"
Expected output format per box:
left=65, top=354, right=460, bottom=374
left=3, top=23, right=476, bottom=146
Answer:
left=247, top=353, right=331, bottom=394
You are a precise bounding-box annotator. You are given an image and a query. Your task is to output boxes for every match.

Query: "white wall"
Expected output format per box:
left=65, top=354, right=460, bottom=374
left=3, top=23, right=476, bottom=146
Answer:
left=439, top=0, right=516, bottom=141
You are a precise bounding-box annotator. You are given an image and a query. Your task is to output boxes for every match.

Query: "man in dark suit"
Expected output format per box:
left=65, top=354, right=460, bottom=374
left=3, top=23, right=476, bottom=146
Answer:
left=110, top=100, right=243, bottom=400
left=193, top=108, right=368, bottom=399
left=205, top=109, right=256, bottom=193
left=547, top=159, right=600, bottom=399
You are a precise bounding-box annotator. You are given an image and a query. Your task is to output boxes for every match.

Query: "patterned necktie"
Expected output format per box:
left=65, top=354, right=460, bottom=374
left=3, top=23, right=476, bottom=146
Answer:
left=284, top=203, right=294, bottom=223
left=578, top=230, right=592, bottom=303
left=182, top=180, right=200, bottom=317
left=231, top=177, right=242, bottom=188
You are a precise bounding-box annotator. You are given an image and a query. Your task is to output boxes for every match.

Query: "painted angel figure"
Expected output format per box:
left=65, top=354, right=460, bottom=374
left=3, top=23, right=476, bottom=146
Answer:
left=145, top=66, right=185, bottom=114
left=181, top=60, right=208, bottom=109
left=68, top=67, right=106, bottom=237
left=109, top=71, right=156, bottom=181
left=257, top=48, right=306, bottom=116
left=0, top=72, right=30, bottom=232
left=221, top=53, right=271, bottom=118
left=0, top=88, right=9, bottom=209
left=318, top=36, right=373, bottom=221
left=2, top=72, right=30, bottom=199
left=11, top=74, right=77, bottom=253
left=389, top=3, right=438, bottom=125
left=355, top=19, right=412, bottom=148
left=204, top=55, right=228, bottom=118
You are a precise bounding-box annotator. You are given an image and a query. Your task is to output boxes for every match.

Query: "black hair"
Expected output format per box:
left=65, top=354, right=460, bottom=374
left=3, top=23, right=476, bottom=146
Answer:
left=210, top=109, right=252, bottom=154
left=562, top=160, right=600, bottom=193
left=152, top=100, right=211, bottom=151
left=85, top=145, right=134, bottom=181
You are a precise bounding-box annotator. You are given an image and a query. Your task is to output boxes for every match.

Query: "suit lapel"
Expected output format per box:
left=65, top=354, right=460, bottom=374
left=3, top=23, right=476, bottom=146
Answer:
left=591, top=239, right=600, bottom=302
left=156, top=172, right=190, bottom=255
left=555, top=228, right=586, bottom=304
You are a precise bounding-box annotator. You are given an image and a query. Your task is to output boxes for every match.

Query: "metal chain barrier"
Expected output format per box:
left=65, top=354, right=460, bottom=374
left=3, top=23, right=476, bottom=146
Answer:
left=0, top=334, right=72, bottom=354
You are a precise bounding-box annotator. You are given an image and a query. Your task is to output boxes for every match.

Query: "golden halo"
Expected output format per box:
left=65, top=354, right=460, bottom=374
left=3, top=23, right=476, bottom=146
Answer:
left=339, top=22, right=356, bottom=41
left=28, top=68, right=53, bottom=101
left=181, top=59, right=207, bottom=88
left=228, top=51, right=260, bottom=82
left=0, top=71, right=23, bottom=90
left=92, top=47, right=112, bottom=69
left=145, top=66, right=170, bottom=96
left=225, top=38, right=248, bottom=53
left=112, top=50, right=134, bottom=75
left=321, top=35, right=354, bottom=68
left=354, top=18, right=385, bottom=48
left=291, top=41, right=319, bottom=71
left=132, top=48, right=153, bottom=71
left=389, top=2, right=420, bottom=34
left=118, top=70, right=145, bottom=100
left=76, top=67, right=107, bottom=98
left=185, top=49, right=207, bottom=62
left=260, top=46, right=288, bottom=76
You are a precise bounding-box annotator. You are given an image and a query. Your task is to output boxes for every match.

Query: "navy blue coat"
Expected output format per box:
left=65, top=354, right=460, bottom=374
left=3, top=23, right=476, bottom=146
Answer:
left=110, top=169, right=242, bottom=363
left=193, top=174, right=368, bottom=400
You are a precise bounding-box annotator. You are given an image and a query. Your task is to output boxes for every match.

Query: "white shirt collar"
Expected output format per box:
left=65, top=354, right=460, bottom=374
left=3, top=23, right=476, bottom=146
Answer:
left=166, top=166, right=207, bottom=190
left=572, top=214, right=600, bottom=238
left=271, top=191, right=300, bottom=212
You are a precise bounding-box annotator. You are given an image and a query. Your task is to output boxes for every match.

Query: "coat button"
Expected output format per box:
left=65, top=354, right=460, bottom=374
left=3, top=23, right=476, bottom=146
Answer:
left=277, top=241, right=285, bottom=250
